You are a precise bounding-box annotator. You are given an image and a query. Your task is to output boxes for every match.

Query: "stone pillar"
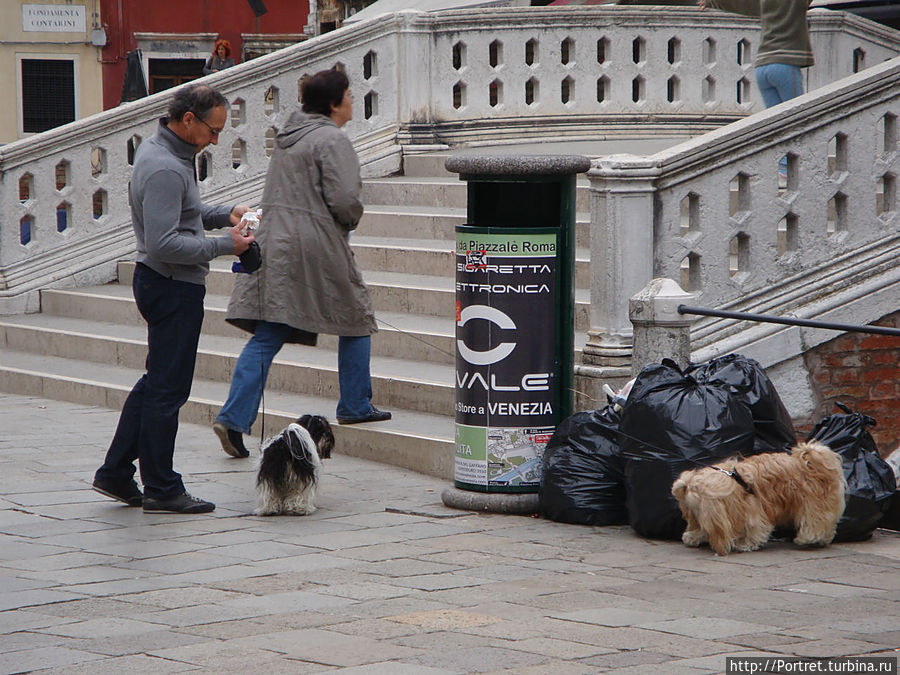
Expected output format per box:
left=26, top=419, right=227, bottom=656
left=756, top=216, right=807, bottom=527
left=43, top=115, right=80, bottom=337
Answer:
left=582, top=157, right=659, bottom=370
left=394, top=10, right=434, bottom=145
left=629, top=278, right=697, bottom=377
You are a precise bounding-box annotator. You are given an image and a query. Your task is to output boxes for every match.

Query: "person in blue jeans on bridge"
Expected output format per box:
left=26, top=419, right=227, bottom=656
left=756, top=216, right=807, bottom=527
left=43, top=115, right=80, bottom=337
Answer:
left=213, top=68, right=391, bottom=459
left=699, top=0, right=814, bottom=107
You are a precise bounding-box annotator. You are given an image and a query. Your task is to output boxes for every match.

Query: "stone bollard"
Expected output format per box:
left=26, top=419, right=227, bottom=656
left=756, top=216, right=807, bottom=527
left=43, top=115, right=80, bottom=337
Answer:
left=629, top=278, right=697, bottom=377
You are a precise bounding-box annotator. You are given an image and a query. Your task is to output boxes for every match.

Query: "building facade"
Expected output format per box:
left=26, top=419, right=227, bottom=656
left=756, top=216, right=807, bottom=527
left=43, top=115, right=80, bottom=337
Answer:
left=96, top=0, right=311, bottom=110
left=0, top=1, right=106, bottom=144
left=2, top=1, right=392, bottom=144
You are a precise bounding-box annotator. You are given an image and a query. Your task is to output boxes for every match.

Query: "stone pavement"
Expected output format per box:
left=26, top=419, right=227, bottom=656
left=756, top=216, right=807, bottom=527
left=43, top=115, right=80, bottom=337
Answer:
left=1, top=392, right=899, bottom=675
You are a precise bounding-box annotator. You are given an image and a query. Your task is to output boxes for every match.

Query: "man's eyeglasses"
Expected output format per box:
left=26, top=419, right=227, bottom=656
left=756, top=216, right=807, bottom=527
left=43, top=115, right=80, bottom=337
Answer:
left=195, top=115, right=223, bottom=136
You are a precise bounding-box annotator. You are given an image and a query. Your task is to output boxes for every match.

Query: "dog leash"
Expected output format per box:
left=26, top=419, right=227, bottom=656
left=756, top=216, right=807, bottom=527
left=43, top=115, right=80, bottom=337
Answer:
left=715, top=466, right=754, bottom=494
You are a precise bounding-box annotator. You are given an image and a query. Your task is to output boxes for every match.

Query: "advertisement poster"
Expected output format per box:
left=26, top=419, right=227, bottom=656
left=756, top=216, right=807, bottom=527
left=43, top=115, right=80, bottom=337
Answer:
left=454, top=228, right=559, bottom=491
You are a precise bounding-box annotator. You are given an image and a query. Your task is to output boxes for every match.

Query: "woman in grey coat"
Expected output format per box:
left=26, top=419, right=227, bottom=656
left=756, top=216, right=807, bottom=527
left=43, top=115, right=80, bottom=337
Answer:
left=213, top=69, right=390, bottom=458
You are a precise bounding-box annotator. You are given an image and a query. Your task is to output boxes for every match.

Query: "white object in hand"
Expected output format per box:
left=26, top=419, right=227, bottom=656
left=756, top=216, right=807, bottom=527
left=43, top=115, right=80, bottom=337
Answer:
left=239, top=209, right=261, bottom=236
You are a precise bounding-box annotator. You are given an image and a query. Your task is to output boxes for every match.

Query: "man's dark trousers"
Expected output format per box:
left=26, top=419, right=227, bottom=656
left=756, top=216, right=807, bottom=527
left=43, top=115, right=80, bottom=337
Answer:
left=95, top=263, right=205, bottom=500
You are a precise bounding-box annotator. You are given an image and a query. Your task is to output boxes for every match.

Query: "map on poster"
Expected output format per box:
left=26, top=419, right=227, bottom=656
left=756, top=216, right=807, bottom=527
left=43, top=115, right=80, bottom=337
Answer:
left=486, top=427, right=553, bottom=486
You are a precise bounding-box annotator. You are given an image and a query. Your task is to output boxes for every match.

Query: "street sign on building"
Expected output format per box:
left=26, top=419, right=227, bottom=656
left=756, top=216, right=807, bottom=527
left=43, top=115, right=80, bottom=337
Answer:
left=22, top=4, right=87, bottom=33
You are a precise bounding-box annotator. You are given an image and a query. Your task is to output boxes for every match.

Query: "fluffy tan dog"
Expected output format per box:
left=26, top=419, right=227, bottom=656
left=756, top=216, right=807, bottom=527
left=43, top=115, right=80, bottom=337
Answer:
left=671, top=441, right=846, bottom=556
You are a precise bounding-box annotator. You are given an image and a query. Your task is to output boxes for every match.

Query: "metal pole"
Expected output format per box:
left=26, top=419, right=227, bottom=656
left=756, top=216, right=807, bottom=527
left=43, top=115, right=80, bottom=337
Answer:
left=677, top=305, right=900, bottom=338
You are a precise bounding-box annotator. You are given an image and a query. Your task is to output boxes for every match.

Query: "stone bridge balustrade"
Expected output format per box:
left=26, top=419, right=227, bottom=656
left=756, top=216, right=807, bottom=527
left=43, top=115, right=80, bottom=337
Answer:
left=1, top=6, right=898, bottom=315
left=425, top=7, right=898, bottom=144
left=0, top=15, right=402, bottom=313
left=584, top=56, right=900, bottom=379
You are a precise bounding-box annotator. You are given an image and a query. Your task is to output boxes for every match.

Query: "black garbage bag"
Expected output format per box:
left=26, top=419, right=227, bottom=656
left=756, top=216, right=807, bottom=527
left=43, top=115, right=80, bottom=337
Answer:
left=878, top=451, right=900, bottom=532
left=687, top=354, right=796, bottom=454
left=879, top=495, right=900, bottom=532
left=808, top=402, right=897, bottom=542
left=540, top=405, right=627, bottom=526
left=621, top=359, right=757, bottom=540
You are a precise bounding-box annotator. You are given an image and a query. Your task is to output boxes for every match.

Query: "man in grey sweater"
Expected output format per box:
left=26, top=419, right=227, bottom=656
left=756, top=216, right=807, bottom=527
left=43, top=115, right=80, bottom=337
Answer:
left=93, top=84, right=255, bottom=514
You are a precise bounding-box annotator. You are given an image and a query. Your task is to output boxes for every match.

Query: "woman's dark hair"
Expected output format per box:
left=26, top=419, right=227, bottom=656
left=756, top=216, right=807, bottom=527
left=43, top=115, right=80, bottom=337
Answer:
left=167, top=84, right=228, bottom=123
left=301, top=68, right=350, bottom=116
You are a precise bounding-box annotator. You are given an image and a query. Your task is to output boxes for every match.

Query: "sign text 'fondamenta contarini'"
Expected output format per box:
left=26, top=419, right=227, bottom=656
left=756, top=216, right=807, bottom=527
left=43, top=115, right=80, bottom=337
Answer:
left=22, top=4, right=86, bottom=33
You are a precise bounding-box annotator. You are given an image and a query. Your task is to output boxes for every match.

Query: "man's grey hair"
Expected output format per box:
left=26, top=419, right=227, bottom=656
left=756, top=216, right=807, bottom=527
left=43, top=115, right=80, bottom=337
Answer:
left=167, top=84, right=228, bottom=122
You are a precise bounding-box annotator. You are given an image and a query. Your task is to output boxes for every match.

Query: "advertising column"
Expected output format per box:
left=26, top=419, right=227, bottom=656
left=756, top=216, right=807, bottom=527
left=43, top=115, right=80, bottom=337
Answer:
left=455, top=227, right=560, bottom=492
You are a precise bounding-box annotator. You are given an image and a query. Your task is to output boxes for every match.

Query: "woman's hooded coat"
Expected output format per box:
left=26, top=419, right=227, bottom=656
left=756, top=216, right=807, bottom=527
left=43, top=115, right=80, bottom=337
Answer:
left=226, top=109, right=376, bottom=343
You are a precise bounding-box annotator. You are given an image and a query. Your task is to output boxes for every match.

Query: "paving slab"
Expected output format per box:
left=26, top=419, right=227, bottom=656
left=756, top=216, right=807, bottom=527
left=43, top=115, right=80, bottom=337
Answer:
left=0, top=645, right=106, bottom=674
left=2, top=392, right=900, bottom=674
left=27, top=653, right=199, bottom=675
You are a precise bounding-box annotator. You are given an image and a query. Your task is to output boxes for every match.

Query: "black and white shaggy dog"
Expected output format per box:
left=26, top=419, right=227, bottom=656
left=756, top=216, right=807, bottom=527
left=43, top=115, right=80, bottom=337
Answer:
left=255, top=415, right=334, bottom=516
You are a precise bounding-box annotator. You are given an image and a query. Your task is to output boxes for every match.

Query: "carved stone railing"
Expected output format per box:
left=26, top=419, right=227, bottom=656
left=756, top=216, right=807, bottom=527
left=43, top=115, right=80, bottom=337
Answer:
left=0, top=14, right=405, bottom=314
left=421, top=6, right=900, bottom=144
left=585, top=55, right=900, bottom=374
left=1, top=6, right=898, bottom=314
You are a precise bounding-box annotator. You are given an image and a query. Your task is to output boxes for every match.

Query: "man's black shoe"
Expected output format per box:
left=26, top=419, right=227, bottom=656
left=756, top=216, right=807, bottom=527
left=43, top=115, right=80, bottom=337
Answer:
left=213, top=422, right=249, bottom=458
left=337, top=406, right=392, bottom=425
left=92, top=478, right=143, bottom=506
left=143, top=492, right=215, bottom=514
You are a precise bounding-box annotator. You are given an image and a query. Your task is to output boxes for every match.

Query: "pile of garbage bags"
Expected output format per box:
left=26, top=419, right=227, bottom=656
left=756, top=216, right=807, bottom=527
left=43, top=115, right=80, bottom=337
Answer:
left=540, top=354, right=898, bottom=542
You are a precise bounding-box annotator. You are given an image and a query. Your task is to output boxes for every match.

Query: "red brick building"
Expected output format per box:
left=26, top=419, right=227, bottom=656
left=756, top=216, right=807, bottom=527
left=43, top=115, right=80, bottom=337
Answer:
left=799, top=311, right=900, bottom=456
left=97, top=0, right=311, bottom=109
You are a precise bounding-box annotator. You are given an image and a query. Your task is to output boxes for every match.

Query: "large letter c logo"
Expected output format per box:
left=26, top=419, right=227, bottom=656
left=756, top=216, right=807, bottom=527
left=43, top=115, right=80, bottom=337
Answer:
left=457, top=305, right=516, bottom=365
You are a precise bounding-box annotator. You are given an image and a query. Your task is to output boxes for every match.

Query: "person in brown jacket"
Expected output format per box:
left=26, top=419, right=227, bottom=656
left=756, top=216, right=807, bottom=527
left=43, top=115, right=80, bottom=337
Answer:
left=213, top=69, right=390, bottom=459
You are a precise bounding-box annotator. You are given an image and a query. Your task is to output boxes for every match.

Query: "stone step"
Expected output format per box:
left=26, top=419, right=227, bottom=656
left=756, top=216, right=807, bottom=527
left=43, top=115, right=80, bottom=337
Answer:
left=115, top=262, right=592, bottom=330
left=117, top=262, right=458, bottom=320
left=37, top=284, right=457, bottom=364
left=0, top=313, right=454, bottom=416
left=232, top=184, right=592, bottom=250
left=402, top=151, right=456, bottom=178
left=35, top=282, right=589, bottom=367
left=0, top=348, right=454, bottom=479
left=358, top=203, right=466, bottom=239
left=362, top=174, right=592, bottom=212
left=358, top=204, right=592, bottom=250
left=400, top=136, right=691, bottom=179
left=362, top=176, right=468, bottom=209
left=349, top=234, right=592, bottom=287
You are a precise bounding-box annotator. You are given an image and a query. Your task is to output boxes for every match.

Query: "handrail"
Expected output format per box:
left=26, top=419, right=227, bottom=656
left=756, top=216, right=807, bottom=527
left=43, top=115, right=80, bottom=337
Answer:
left=678, top=305, right=900, bottom=338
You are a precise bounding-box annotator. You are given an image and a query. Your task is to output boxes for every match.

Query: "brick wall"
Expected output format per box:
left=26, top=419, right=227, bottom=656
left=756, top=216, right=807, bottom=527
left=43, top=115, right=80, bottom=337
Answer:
left=798, top=310, right=900, bottom=458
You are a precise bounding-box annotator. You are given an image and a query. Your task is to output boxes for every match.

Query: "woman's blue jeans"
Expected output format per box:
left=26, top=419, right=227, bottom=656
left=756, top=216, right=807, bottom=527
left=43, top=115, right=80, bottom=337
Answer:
left=755, top=63, right=804, bottom=108
left=336, top=334, right=373, bottom=421
left=216, top=320, right=373, bottom=432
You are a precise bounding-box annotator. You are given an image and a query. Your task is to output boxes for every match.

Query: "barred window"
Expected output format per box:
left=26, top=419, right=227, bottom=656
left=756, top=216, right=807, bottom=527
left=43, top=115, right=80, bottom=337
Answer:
left=22, top=59, right=75, bottom=133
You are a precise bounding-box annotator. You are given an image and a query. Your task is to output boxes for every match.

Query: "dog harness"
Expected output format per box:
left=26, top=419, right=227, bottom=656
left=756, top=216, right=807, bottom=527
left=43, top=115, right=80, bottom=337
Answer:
left=715, top=466, right=754, bottom=494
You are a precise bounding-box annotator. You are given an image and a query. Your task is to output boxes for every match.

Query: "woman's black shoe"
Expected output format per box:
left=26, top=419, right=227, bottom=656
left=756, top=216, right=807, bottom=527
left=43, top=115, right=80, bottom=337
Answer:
left=213, top=422, right=249, bottom=458
left=337, top=407, right=392, bottom=425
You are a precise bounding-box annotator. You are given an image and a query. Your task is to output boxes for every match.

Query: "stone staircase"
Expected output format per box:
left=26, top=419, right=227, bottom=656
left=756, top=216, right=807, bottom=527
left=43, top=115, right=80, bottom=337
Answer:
left=0, top=153, right=592, bottom=480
